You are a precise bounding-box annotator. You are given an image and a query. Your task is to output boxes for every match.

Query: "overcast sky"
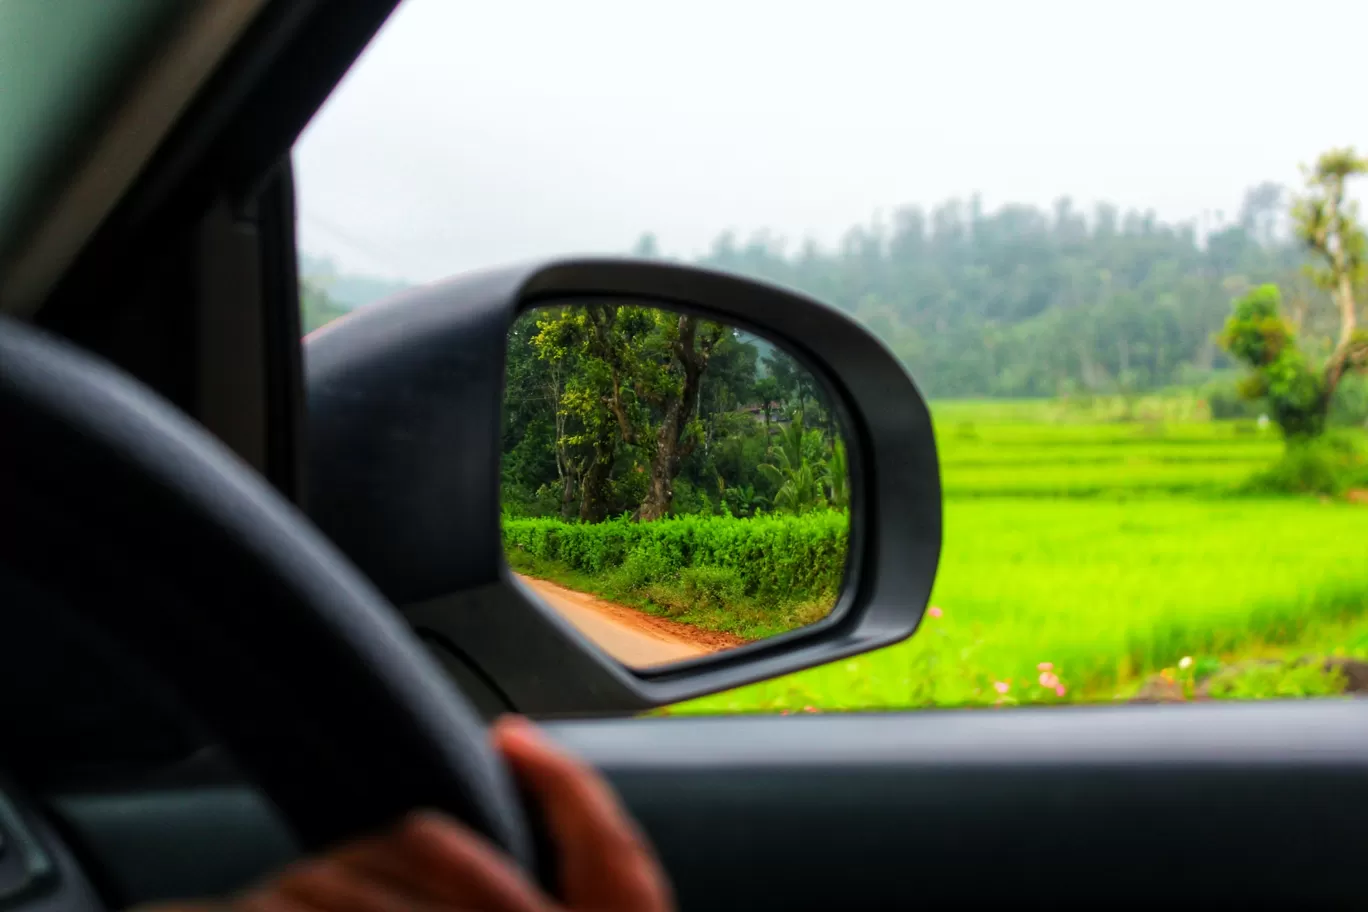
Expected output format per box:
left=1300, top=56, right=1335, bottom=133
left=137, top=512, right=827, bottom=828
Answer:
left=293, top=0, right=1368, bottom=284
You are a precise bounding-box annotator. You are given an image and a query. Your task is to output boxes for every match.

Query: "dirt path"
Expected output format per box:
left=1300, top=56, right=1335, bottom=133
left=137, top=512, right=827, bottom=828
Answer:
left=515, top=574, right=745, bottom=667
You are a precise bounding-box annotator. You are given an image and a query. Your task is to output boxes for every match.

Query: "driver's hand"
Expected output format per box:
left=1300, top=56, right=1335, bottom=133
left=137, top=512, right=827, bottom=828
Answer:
left=136, top=715, right=673, bottom=912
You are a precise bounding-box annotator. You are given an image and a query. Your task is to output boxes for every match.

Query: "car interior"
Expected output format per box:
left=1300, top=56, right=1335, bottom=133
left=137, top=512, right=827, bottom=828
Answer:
left=1, top=2, right=1366, bottom=909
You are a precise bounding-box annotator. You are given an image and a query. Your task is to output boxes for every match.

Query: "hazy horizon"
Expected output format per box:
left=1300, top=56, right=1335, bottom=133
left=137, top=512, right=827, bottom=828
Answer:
left=294, top=0, right=1368, bottom=285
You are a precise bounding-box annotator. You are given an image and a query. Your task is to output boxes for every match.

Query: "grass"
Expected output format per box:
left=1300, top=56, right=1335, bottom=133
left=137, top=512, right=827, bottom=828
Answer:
left=670, top=497, right=1368, bottom=714
left=505, top=394, right=1368, bottom=715
left=667, top=397, right=1368, bottom=714
left=506, top=549, right=833, bottom=640
left=936, top=404, right=1284, bottom=498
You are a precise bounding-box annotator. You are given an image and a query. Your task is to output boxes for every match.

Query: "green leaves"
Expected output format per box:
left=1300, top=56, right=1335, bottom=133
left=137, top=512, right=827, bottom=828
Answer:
left=503, top=511, right=849, bottom=606
left=758, top=412, right=832, bottom=515
left=1219, top=284, right=1330, bottom=439
left=1219, top=283, right=1289, bottom=367
left=826, top=440, right=849, bottom=509
left=519, top=304, right=747, bottom=520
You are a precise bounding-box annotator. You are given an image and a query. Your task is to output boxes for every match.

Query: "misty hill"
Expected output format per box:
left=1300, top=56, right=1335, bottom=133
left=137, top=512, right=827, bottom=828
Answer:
left=299, top=253, right=411, bottom=310
left=299, top=181, right=1364, bottom=402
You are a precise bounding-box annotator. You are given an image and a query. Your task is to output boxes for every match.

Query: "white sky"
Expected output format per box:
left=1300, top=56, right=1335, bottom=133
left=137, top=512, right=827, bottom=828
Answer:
left=294, top=0, right=1368, bottom=284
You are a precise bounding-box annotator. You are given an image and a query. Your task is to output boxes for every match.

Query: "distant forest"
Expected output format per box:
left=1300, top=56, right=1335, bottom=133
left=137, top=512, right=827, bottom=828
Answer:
left=300, top=181, right=1366, bottom=404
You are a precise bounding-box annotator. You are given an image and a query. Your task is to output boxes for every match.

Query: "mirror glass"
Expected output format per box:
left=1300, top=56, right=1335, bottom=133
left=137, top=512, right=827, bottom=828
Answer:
left=500, top=300, right=852, bottom=668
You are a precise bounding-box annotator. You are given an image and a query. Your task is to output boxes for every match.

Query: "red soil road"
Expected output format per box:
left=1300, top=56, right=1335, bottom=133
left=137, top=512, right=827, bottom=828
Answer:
left=515, top=574, right=745, bottom=667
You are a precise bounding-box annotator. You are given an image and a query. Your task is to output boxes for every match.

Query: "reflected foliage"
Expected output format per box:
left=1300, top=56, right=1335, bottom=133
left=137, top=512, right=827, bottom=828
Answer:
left=501, top=303, right=849, bottom=524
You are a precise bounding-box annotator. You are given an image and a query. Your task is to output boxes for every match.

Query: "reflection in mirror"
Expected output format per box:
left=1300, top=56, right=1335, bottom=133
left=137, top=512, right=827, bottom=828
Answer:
left=500, top=301, right=852, bottom=669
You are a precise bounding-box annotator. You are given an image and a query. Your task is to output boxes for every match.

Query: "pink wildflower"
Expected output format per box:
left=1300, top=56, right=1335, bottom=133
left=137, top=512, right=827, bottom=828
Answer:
left=1039, top=672, right=1060, bottom=689
left=1037, top=661, right=1053, bottom=672
left=928, top=606, right=943, bottom=618
left=803, top=706, right=819, bottom=714
left=993, top=681, right=1010, bottom=694
left=1055, top=684, right=1067, bottom=697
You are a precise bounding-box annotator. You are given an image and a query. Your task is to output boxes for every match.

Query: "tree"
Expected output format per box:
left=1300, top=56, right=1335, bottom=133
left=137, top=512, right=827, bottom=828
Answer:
left=1291, top=148, right=1368, bottom=393
left=528, top=304, right=637, bottom=522
left=634, top=313, right=729, bottom=520
left=758, top=413, right=828, bottom=515
left=631, top=233, right=662, bottom=259
left=1219, top=284, right=1328, bottom=437
left=753, top=375, right=782, bottom=434
left=824, top=439, right=849, bottom=510
left=504, top=308, right=575, bottom=515
left=1238, top=181, right=1285, bottom=247
left=1221, top=150, right=1368, bottom=440
left=529, top=304, right=730, bottom=522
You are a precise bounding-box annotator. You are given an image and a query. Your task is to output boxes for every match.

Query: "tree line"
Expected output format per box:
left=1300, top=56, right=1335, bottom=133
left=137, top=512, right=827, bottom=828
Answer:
left=629, top=179, right=1353, bottom=406
left=302, top=155, right=1368, bottom=435
left=501, top=304, right=849, bottom=523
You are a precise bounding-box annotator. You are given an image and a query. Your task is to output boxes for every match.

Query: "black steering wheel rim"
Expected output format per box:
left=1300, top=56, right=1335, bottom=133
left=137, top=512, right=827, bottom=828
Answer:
left=0, top=314, right=533, bottom=867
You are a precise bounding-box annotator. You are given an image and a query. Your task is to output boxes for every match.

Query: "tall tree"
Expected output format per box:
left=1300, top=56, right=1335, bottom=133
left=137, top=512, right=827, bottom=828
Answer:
left=1292, top=148, right=1368, bottom=392
left=1219, top=284, right=1328, bottom=437
left=529, top=304, right=635, bottom=521
left=1220, top=148, right=1368, bottom=439
left=633, top=313, right=728, bottom=521
left=530, top=304, right=730, bottom=521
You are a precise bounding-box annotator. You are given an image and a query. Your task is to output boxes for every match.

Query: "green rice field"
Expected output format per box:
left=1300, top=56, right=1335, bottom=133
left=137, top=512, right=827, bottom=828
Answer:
left=669, top=397, right=1368, bottom=714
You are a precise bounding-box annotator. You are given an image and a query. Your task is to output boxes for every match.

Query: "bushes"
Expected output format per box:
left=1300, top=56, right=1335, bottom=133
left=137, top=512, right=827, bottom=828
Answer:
left=503, top=512, right=848, bottom=606
left=1330, top=373, right=1368, bottom=427
left=679, top=566, right=745, bottom=609
left=1241, top=431, right=1368, bottom=496
left=1203, top=378, right=1266, bottom=420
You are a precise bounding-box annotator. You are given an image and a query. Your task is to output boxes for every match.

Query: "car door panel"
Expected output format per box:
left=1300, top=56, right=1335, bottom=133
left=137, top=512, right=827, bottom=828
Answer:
left=49, top=701, right=1368, bottom=908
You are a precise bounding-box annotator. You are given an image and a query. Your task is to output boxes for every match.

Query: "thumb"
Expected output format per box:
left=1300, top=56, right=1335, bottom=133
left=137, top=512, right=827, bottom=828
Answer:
left=493, top=716, right=673, bottom=912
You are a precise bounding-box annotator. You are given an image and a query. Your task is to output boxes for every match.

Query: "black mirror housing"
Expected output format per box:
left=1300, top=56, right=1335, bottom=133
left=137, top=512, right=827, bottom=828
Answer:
left=304, top=259, right=941, bottom=716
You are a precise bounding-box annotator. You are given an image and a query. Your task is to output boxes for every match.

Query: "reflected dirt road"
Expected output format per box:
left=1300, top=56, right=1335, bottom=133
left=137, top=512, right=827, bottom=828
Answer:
left=515, top=575, right=741, bottom=667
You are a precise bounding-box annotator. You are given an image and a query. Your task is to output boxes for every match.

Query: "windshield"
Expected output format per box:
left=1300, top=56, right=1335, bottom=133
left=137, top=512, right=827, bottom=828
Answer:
left=295, top=0, right=1368, bottom=713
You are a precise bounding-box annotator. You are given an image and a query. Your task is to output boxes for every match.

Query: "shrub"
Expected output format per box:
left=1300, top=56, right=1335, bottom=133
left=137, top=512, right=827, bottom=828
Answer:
left=503, top=511, right=848, bottom=604
left=680, top=565, right=745, bottom=609
left=1203, top=378, right=1266, bottom=420
left=607, top=547, right=676, bottom=591
left=1203, top=661, right=1347, bottom=700
left=1330, top=373, right=1368, bottom=427
left=1241, top=431, right=1368, bottom=496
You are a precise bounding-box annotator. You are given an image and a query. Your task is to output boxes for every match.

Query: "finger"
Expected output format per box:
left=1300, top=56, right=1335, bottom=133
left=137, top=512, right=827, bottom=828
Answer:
left=328, top=812, right=549, bottom=912
left=493, top=716, right=672, bottom=911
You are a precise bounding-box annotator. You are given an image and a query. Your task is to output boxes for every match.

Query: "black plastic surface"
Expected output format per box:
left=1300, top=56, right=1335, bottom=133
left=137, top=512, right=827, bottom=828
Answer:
left=547, top=705, right=1368, bottom=906
left=305, top=259, right=942, bottom=715
left=0, top=777, right=105, bottom=912
left=52, top=787, right=296, bottom=907
left=48, top=702, right=1368, bottom=909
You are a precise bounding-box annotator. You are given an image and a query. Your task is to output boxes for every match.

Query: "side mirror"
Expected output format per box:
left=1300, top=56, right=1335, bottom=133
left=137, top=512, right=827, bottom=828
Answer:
left=304, top=259, right=941, bottom=716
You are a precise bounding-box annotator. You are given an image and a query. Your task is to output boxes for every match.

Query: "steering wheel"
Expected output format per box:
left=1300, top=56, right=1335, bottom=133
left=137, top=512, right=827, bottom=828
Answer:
left=0, top=314, right=534, bottom=887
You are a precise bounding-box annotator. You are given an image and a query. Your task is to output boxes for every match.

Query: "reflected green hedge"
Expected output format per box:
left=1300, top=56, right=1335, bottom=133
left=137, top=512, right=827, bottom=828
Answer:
left=502, top=511, right=848, bottom=604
